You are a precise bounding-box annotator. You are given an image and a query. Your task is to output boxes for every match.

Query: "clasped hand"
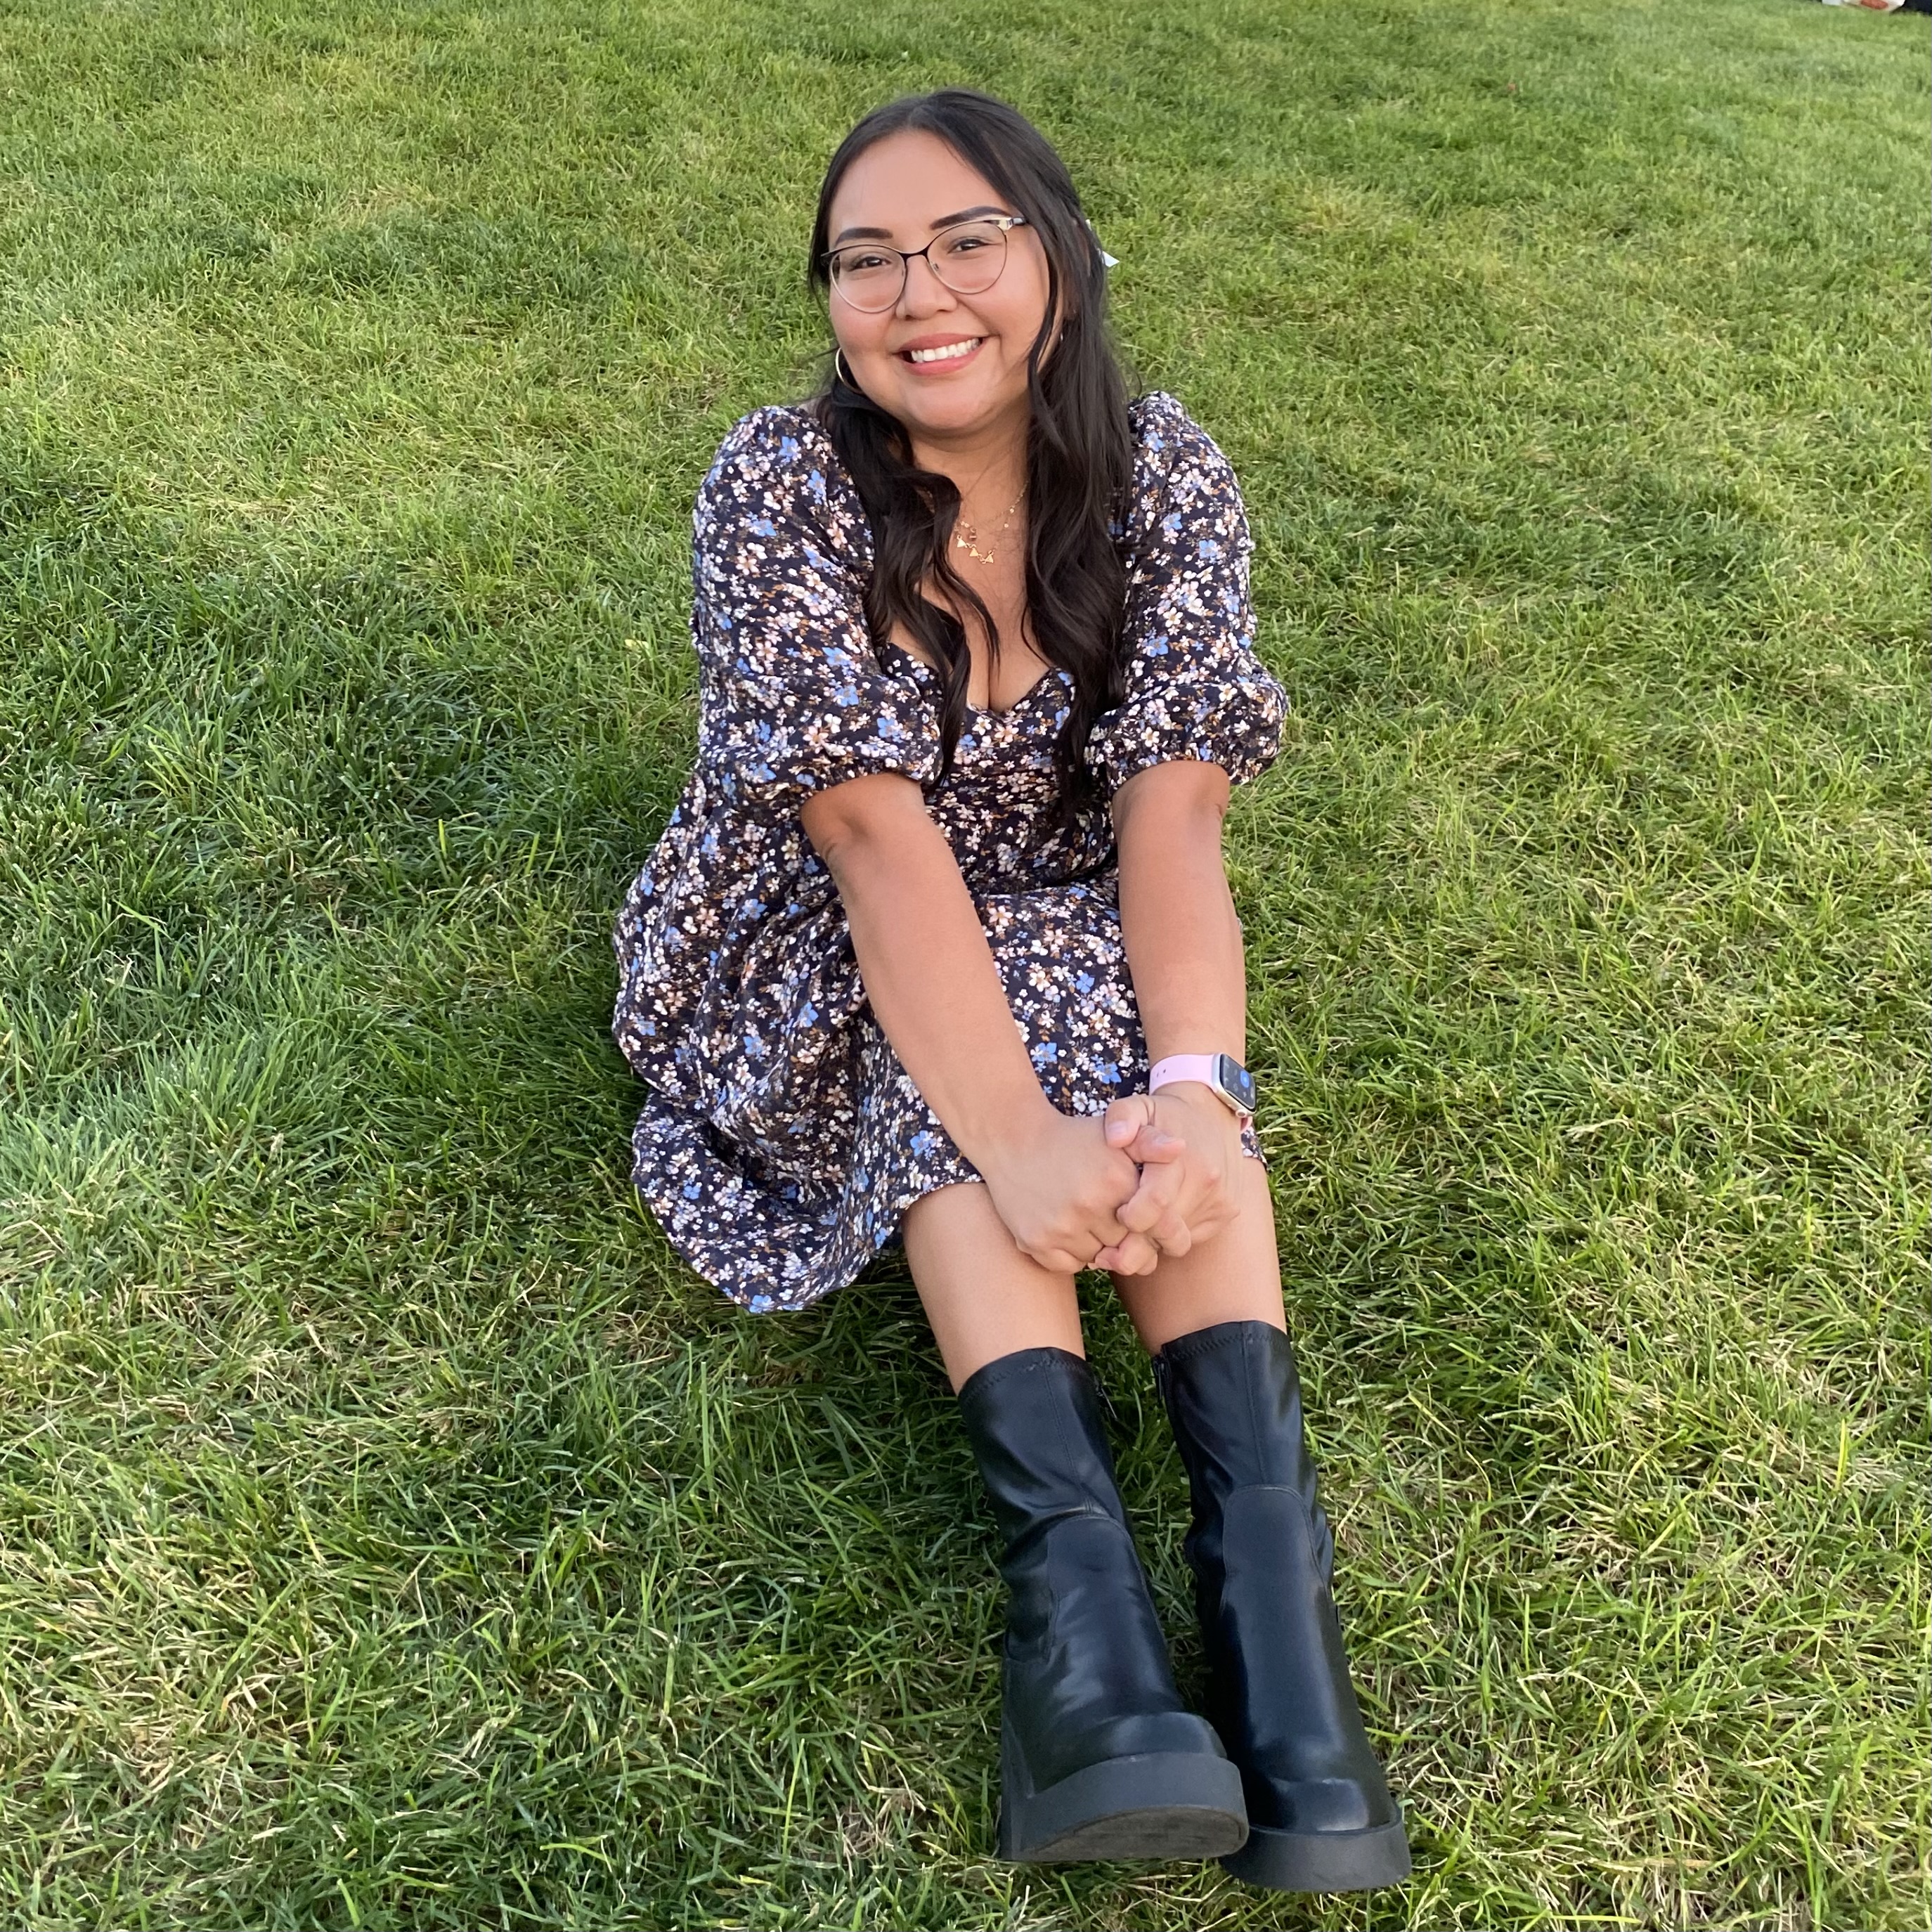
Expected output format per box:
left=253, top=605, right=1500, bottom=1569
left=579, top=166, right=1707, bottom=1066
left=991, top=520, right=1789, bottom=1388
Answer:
left=978, top=1085, right=1246, bottom=1277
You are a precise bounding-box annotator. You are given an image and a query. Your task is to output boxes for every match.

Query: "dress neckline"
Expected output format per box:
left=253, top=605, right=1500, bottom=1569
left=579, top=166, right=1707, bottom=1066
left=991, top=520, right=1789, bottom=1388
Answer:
left=879, top=636, right=1067, bottom=720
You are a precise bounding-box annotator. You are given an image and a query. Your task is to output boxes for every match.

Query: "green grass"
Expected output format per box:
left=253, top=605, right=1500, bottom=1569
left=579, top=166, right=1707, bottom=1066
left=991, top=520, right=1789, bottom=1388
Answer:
left=1, top=0, right=1926, bottom=1924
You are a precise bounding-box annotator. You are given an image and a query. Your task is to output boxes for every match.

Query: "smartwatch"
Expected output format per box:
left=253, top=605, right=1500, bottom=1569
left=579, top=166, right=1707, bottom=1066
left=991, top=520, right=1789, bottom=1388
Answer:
left=1148, top=1052, right=1257, bottom=1120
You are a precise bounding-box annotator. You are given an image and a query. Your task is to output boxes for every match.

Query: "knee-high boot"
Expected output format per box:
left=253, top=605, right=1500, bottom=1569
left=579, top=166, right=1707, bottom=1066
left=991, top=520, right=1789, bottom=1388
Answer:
left=956, top=1347, right=1248, bottom=1862
left=1154, top=1319, right=1411, bottom=1892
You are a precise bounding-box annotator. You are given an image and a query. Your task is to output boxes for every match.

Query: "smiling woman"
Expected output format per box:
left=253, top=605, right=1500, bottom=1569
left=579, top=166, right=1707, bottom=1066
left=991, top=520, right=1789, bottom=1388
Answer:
left=609, top=89, right=1409, bottom=1891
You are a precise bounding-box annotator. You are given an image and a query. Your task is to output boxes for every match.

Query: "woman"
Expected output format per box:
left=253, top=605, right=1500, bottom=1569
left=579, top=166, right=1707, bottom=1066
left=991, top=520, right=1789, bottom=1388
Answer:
left=612, top=89, right=1408, bottom=1893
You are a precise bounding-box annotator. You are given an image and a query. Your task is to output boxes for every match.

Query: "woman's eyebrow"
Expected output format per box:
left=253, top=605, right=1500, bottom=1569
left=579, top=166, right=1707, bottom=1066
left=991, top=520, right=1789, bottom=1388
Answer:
left=929, top=204, right=1005, bottom=229
left=831, top=205, right=1008, bottom=245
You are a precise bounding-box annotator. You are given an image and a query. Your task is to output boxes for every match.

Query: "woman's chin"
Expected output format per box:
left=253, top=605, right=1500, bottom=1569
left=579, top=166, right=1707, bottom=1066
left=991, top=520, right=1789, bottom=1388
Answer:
left=881, top=375, right=1023, bottom=442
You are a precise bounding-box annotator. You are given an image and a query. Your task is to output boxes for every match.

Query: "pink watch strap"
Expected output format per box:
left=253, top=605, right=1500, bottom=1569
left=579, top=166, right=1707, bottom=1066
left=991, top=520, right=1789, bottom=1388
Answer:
left=1148, top=1054, right=1221, bottom=1094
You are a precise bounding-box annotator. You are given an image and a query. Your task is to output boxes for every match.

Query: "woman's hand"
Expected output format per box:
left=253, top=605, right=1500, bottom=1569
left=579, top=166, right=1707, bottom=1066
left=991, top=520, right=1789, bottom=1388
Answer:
left=978, top=1106, right=1179, bottom=1277
left=1096, top=1086, right=1247, bottom=1268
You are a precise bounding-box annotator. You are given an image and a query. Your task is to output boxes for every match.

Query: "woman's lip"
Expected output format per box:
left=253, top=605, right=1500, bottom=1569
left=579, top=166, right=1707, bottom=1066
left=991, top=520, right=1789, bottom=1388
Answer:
left=897, top=336, right=986, bottom=371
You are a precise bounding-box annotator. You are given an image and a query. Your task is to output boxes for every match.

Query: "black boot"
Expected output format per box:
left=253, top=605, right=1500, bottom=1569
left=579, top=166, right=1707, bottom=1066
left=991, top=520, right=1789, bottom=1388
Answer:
left=1154, top=1321, right=1411, bottom=1893
left=956, top=1347, right=1248, bottom=1862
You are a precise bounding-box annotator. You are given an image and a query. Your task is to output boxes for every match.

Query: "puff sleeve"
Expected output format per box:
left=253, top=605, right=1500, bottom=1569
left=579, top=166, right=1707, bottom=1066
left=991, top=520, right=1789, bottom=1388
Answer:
left=691, top=409, right=940, bottom=820
left=1084, top=394, right=1286, bottom=795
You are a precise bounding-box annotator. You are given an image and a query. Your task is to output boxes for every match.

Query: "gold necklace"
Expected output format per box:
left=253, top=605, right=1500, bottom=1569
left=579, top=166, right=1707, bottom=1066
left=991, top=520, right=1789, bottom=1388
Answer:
left=954, top=492, right=1025, bottom=564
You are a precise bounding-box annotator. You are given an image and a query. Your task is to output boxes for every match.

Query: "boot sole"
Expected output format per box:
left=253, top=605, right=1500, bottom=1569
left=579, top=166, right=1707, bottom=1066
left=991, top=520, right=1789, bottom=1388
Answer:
left=998, top=1716, right=1249, bottom=1862
left=1221, top=1813, right=1412, bottom=1893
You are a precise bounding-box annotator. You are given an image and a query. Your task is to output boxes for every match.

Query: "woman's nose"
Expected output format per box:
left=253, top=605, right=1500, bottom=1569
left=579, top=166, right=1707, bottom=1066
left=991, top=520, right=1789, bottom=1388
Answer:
left=897, top=252, right=954, bottom=317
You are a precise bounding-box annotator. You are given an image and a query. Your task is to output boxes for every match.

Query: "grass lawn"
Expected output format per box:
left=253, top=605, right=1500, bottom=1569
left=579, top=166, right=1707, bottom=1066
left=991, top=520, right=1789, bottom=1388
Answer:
left=1, top=0, right=1926, bottom=1924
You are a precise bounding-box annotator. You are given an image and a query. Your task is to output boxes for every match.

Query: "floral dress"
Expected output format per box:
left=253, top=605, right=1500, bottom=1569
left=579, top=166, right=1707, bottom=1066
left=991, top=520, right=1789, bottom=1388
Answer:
left=611, top=392, right=1285, bottom=1312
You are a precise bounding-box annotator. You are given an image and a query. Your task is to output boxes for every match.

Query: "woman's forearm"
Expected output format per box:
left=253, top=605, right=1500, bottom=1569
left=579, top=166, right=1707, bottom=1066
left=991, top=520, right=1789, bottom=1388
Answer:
left=801, top=772, right=1053, bottom=1166
left=1113, top=761, right=1247, bottom=1065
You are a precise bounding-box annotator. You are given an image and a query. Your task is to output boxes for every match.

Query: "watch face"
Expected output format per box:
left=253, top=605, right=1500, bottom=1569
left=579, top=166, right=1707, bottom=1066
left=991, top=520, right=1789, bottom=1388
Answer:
left=1215, top=1054, right=1257, bottom=1114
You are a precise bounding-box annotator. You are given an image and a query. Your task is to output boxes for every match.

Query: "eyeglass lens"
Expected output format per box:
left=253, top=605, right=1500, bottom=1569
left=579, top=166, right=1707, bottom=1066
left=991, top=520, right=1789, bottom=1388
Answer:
left=828, top=221, right=1011, bottom=313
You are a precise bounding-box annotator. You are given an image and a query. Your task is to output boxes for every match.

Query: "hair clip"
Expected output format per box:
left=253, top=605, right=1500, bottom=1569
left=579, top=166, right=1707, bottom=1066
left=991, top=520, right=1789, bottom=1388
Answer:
left=1086, top=219, right=1120, bottom=271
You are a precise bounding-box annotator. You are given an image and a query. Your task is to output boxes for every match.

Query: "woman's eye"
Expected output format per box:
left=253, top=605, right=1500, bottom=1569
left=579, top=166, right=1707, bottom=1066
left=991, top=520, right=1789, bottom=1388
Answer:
left=838, top=251, right=892, bottom=273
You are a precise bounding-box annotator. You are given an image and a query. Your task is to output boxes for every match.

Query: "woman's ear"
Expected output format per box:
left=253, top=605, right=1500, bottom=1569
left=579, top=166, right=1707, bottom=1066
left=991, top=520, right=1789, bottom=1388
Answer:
left=1035, top=267, right=1077, bottom=367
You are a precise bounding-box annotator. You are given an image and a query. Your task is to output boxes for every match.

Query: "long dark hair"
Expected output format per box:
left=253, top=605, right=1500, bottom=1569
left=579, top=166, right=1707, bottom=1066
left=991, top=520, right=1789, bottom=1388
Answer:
left=806, top=90, right=1134, bottom=826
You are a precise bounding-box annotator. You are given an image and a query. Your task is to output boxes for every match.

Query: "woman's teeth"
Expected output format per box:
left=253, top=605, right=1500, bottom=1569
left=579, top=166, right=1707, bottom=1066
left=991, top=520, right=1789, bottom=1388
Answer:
left=906, top=339, right=981, bottom=363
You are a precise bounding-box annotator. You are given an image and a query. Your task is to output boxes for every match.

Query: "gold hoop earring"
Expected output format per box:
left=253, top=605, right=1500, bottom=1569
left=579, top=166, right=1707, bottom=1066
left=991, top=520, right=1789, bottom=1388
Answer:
left=834, top=348, right=863, bottom=394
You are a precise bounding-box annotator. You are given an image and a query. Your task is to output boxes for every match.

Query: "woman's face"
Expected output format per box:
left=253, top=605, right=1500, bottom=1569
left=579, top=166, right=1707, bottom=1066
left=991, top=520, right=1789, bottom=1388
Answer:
left=824, top=129, right=1054, bottom=451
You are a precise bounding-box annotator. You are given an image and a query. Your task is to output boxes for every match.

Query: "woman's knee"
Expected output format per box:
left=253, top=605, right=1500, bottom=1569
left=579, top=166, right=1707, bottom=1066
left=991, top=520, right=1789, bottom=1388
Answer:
left=1110, top=1162, right=1285, bottom=1351
left=902, top=1179, right=1001, bottom=1259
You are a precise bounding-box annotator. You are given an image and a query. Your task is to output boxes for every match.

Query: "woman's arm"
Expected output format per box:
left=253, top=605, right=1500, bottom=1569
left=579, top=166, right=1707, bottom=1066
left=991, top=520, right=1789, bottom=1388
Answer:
left=800, top=772, right=1164, bottom=1276
left=1106, top=758, right=1252, bottom=1254
left=1114, top=759, right=1246, bottom=1062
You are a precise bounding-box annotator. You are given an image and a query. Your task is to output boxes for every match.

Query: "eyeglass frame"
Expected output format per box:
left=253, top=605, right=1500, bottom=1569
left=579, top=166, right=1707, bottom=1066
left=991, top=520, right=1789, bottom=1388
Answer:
left=820, top=213, right=1032, bottom=313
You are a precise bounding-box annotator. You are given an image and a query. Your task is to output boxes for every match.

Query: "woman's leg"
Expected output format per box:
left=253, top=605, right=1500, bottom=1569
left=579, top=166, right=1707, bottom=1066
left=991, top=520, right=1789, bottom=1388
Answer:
left=902, top=1180, right=1083, bottom=1390
left=1122, top=1158, right=1411, bottom=1893
left=907, top=1179, right=1248, bottom=1860
left=1108, top=1155, right=1287, bottom=1353
left=906, top=1157, right=1285, bottom=1382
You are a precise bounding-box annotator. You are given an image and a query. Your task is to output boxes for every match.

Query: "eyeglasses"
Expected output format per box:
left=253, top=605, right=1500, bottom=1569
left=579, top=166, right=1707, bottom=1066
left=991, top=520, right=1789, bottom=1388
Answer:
left=822, top=214, right=1030, bottom=314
